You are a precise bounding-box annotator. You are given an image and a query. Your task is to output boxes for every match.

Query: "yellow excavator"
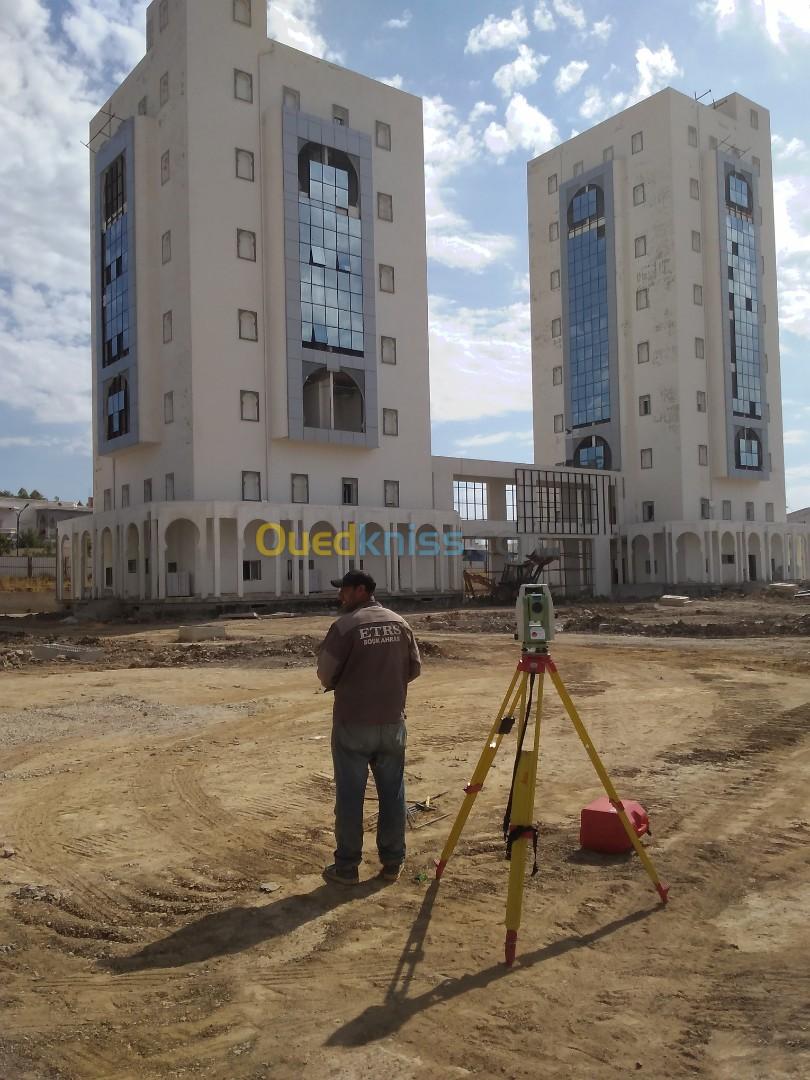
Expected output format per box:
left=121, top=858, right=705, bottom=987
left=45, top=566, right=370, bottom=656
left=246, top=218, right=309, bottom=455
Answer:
left=463, top=547, right=560, bottom=604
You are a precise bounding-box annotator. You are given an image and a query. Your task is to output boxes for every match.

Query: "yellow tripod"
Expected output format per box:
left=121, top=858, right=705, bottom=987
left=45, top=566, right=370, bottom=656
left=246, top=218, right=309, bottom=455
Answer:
left=435, top=647, right=669, bottom=966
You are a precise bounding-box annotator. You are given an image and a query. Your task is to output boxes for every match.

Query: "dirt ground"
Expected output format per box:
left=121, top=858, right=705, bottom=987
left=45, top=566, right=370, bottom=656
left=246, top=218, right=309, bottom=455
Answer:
left=1, top=600, right=809, bottom=1079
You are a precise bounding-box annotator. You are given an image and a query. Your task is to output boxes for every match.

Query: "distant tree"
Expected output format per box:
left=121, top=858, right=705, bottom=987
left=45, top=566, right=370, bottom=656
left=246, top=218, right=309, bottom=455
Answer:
left=17, top=488, right=29, bottom=499
left=29, top=489, right=45, bottom=500
left=18, top=528, right=39, bottom=550
left=0, top=534, right=12, bottom=555
left=0, top=489, right=12, bottom=497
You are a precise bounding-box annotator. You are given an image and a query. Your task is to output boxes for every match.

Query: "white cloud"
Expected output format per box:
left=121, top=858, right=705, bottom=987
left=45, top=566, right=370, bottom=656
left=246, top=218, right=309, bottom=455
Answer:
left=773, top=176, right=810, bottom=337
left=465, top=7, right=530, bottom=53
left=469, top=100, right=497, bottom=123
left=454, top=430, right=533, bottom=450
left=702, top=0, right=810, bottom=47
left=429, top=296, right=532, bottom=421
left=783, top=429, right=809, bottom=446
left=591, top=16, right=614, bottom=40
left=579, top=85, right=606, bottom=121
left=378, top=74, right=404, bottom=89
left=483, top=94, right=559, bottom=161
left=384, top=9, right=412, bottom=30
left=552, top=0, right=587, bottom=30
left=492, top=44, right=548, bottom=96
left=785, top=464, right=810, bottom=512
left=772, top=134, right=810, bottom=166
left=533, top=2, right=556, bottom=30
left=0, top=434, right=90, bottom=456
left=554, top=59, right=588, bottom=94
left=267, top=0, right=342, bottom=62
left=423, top=96, right=517, bottom=272
left=579, top=43, right=682, bottom=121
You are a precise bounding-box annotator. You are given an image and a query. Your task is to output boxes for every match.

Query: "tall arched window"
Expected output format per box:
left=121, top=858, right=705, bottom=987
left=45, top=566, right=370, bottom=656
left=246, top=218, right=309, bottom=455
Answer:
left=106, top=375, right=129, bottom=440
left=303, top=367, right=365, bottom=433
left=735, top=427, right=762, bottom=470
left=573, top=435, right=611, bottom=470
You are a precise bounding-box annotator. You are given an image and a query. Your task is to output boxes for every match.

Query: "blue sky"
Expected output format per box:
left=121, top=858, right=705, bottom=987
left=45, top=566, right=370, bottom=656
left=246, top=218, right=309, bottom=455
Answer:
left=0, top=0, right=808, bottom=507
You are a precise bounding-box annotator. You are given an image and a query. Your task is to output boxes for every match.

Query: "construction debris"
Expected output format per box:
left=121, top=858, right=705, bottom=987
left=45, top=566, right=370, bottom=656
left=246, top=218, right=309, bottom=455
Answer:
left=658, top=595, right=692, bottom=607
left=177, top=625, right=228, bottom=643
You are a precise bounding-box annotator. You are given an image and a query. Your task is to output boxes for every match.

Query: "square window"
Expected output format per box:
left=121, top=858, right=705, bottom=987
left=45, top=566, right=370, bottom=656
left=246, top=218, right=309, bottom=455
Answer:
left=379, top=264, right=395, bottom=293
left=722, top=499, right=732, bottom=520
left=234, top=69, right=253, bottom=103
left=233, top=0, right=251, bottom=26
left=240, top=389, right=259, bottom=421
left=603, top=146, right=614, bottom=161
left=283, top=86, right=300, bottom=110
left=239, top=309, right=258, bottom=340
left=236, top=148, right=255, bottom=181
left=690, top=177, right=700, bottom=199
left=551, top=317, right=562, bottom=338
left=693, top=284, right=703, bottom=306
left=640, top=448, right=653, bottom=469
left=103, top=488, right=112, bottom=512
left=159, top=0, right=168, bottom=31
left=162, top=230, right=171, bottom=264
left=144, top=478, right=153, bottom=503
left=242, top=471, right=261, bottom=501
left=765, top=502, right=774, bottom=522
left=342, top=477, right=358, bottom=505
left=688, top=125, right=698, bottom=147
left=548, top=173, right=558, bottom=194
left=291, top=473, right=309, bottom=503
left=639, top=394, right=651, bottom=416
left=634, top=235, right=646, bottom=258
left=698, top=444, right=708, bottom=465
left=746, top=501, right=755, bottom=521
left=384, top=480, right=400, bottom=507
left=750, top=108, right=758, bottom=130
left=637, top=340, right=650, bottom=364
left=553, top=413, right=564, bottom=433
left=377, top=192, right=393, bottom=221
left=549, top=220, right=559, bottom=242
left=695, top=336, right=705, bottom=359
left=636, top=287, right=649, bottom=310
left=333, top=104, right=349, bottom=126
left=383, top=408, right=399, bottom=436
left=161, top=150, right=171, bottom=185
left=691, top=229, right=701, bottom=253
left=550, top=269, right=560, bottom=290
left=138, top=95, right=148, bottom=116
left=237, top=228, right=256, bottom=260
left=381, top=335, right=397, bottom=364
left=700, top=497, right=711, bottom=519
left=697, top=390, right=707, bottom=412
left=376, top=120, right=392, bottom=150
left=631, top=131, right=643, bottom=154
left=633, top=183, right=645, bottom=206
left=165, top=473, right=175, bottom=501
left=573, top=160, right=583, bottom=177
left=552, top=364, right=563, bottom=386
left=163, top=310, right=173, bottom=343
left=160, top=71, right=169, bottom=107
left=642, top=501, right=655, bottom=522
left=122, top=484, right=130, bottom=509
left=242, top=559, right=261, bottom=582
left=164, top=391, right=174, bottom=423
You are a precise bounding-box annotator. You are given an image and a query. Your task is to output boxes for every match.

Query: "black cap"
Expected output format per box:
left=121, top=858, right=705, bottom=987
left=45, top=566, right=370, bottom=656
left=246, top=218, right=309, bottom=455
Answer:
left=330, top=570, right=377, bottom=593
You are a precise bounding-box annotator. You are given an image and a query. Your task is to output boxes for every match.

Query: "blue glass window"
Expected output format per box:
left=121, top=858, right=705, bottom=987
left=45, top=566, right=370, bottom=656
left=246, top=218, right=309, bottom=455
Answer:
left=106, top=375, right=129, bottom=440
left=298, top=144, right=364, bottom=355
left=566, top=184, right=610, bottom=428
left=735, top=428, right=761, bottom=470
left=724, top=170, right=762, bottom=431
left=573, top=435, right=611, bottom=470
left=101, top=154, right=130, bottom=368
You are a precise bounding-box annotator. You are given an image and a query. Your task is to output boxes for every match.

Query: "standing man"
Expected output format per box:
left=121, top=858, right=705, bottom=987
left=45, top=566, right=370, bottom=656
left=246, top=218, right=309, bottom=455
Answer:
left=317, top=570, right=421, bottom=885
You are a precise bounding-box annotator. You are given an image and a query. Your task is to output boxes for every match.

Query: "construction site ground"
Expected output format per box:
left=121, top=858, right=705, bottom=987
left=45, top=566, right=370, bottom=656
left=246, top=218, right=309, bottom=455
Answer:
left=1, top=593, right=809, bottom=1078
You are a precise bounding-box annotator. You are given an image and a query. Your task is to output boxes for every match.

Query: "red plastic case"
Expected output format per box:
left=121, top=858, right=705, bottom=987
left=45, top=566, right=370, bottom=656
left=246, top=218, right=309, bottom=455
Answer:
left=580, top=797, right=649, bottom=854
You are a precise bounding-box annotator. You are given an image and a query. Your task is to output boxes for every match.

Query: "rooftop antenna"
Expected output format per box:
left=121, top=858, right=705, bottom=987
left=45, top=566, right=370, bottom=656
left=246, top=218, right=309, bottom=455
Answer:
left=81, top=105, right=122, bottom=154
left=694, top=89, right=712, bottom=102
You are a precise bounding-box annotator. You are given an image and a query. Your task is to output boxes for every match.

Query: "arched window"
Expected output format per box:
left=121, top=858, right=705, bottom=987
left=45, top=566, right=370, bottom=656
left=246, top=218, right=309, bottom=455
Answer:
left=298, top=142, right=359, bottom=209
left=727, top=171, right=752, bottom=214
left=303, top=367, right=365, bottom=433
left=573, top=435, right=611, bottom=470
left=567, top=183, right=604, bottom=231
left=106, top=375, right=129, bottom=440
left=735, top=427, right=762, bottom=470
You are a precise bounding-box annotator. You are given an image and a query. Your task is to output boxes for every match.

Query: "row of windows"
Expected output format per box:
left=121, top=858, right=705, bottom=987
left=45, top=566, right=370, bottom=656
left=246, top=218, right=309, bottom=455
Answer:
left=640, top=499, right=774, bottom=523
left=452, top=481, right=517, bottom=522
left=160, top=387, right=400, bottom=429
left=107, top=474, right=402, bottom=508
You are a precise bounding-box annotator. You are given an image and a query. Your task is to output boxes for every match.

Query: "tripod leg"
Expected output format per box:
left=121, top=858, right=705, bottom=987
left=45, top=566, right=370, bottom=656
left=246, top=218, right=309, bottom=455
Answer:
left=436, top=669, right=526, bottom=879
left=504, top=669, right=544, bottom=966
left=547, top=662, right=670, bottom=904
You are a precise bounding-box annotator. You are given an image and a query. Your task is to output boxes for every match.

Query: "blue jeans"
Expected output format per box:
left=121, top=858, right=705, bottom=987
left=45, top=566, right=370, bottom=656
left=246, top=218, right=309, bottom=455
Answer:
left=331, top=722, right=407, bottom=870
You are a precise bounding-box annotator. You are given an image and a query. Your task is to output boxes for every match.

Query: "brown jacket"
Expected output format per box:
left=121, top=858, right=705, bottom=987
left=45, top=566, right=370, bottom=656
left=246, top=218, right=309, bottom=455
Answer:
left=317, top=600, right=421, bottom=725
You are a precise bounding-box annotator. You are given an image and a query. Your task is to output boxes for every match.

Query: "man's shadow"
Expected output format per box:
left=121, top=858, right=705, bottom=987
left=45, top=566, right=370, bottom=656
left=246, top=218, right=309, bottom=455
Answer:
left=101, top=878, right=385, bottom=973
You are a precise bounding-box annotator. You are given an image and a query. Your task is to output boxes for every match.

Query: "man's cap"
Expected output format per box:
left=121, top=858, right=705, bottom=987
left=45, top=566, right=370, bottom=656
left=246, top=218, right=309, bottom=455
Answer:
left=330, top=570, right=377, bottom=593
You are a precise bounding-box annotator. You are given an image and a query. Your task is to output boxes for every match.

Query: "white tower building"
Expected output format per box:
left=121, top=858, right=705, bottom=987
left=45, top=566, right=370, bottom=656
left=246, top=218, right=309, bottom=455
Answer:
left=60, top=0, right=459, bottom=604
left=528, top=88, right=808, bottom=587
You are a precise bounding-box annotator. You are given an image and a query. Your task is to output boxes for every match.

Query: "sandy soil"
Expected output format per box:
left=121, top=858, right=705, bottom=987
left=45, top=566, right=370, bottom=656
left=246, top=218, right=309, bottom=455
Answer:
left=1, top=609, right=809, bottom=1078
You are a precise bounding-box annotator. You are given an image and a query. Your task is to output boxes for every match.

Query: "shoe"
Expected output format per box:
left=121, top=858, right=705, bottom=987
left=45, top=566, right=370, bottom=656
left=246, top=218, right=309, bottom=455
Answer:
left=322, top=863, right=360, bottom=886
left=379, top=863, right=404, bottom=883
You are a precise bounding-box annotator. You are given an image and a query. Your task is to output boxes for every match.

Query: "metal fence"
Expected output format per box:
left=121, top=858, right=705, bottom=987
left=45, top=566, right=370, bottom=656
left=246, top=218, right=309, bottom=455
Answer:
left=0, top=556, right=57, bottom=580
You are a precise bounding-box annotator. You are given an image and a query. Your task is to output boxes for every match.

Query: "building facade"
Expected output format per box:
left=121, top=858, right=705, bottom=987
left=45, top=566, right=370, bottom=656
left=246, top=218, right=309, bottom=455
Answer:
left=528, top=88, right=808, bottom=586
left=60, top=0, right=460, bottom=603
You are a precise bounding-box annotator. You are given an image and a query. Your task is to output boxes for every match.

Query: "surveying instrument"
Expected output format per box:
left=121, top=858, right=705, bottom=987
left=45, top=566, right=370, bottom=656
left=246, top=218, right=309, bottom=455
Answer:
left=435, top=584, right=669, bottom=966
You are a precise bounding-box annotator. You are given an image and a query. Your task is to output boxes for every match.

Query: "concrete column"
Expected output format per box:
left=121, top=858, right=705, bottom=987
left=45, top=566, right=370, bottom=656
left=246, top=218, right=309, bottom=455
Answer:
left=705, top=529, right=715, bottom=585
left=236, top=518, right=245, bottom=599
left=212, top=517, right=221, bottom=597
left=157, top=521, right=167, bottom=600
left=274, top=528, right=282, bottom=597
left=763, top=532, right=772, bottom=583
left=138, top=522, right=147, bottom=600
left=93, top=528, right=101, bottom=598
left=150, top=520, right=159, bottom=599
left=670, top=531, right=679, bottom=586
left=385, top=520, right=395, bottom=593
left=409, top=521, right=418, bottom=595
left=699, top=532, right=707, bottom=584
left=112, top=525, right=120, bottom=598
left=592, top=536, right=612, bottom=596
left=56, top=535, right=64, bottom=601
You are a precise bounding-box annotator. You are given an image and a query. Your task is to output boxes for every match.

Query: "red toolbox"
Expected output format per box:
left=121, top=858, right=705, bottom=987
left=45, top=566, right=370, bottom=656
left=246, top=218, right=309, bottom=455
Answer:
left=580, top=797, right=649, bottom=854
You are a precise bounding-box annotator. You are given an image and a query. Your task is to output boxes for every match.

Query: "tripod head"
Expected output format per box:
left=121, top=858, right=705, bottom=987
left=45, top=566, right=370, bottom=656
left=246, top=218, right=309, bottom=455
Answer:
left=514, top=583, right=556, bottom=653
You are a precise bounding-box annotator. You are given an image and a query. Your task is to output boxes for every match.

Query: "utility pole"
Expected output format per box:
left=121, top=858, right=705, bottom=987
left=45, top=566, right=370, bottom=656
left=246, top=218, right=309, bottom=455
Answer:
left=15, top=502, right=30, bottom=555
